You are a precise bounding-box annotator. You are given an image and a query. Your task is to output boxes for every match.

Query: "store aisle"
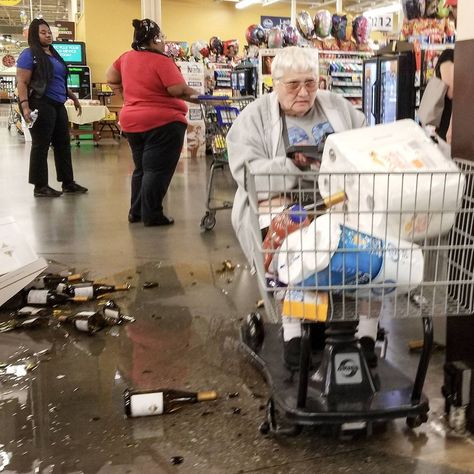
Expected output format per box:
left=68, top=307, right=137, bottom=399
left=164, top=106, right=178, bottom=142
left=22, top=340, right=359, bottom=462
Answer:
left=0, top=110, right=473, bottom=474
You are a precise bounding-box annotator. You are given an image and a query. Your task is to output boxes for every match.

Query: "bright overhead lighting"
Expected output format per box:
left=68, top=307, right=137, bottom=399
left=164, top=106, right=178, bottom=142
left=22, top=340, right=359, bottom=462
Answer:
left=364, top=2, right=402, bottom=16
left=235, top=0, right=261, bottom=9
left=262, top=0, right=280, bottom=5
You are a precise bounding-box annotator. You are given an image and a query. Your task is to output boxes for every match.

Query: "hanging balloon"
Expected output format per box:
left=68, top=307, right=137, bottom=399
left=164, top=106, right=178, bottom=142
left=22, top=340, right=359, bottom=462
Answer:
left=331, top=14, right=348, bottom=41
left=282, top=24, right=299, bottom=46
left=296, top=10, right=315, bottom=40
left=191, top=40, right=208, bottom=60
left=245, top=24, right=265, bottom=45
left=352, top=16, right=371, bottom=45
left=345, top=14, right=354, bottom=41
left=401, top=0, right=425, bottom=20
left=178, top=42, right=189, bottom=58
left=165, top=42, right=181, bottom=58
left=314, top=10, right=332, bottom=38
left=267, top=27, right=283, bottom=49
left=437, top=0, right=450, bottom=17
left=209, top=36, right=224, bottom=55
left=223, top=39, right=239, bottom=57
left=425, top=0, right=438, bottom=16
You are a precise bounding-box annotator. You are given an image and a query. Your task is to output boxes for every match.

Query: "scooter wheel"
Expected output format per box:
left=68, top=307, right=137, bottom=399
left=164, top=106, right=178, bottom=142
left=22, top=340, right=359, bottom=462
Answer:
left=259, top=421, right=270, bottom=435
left=406, top=414, right=425, bottom=429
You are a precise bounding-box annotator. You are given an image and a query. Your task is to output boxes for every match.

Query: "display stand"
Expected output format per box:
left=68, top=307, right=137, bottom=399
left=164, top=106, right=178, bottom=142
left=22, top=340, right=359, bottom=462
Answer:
left=179, top=62, right=206, bottom=158
left=319, top=50, right=373, bottom=109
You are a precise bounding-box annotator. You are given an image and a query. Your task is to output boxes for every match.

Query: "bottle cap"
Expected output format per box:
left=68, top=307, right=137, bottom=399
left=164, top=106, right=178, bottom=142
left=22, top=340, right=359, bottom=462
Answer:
left=288, top=204, right=307, bottom=224
left=197, top=390, right=218, bottom=402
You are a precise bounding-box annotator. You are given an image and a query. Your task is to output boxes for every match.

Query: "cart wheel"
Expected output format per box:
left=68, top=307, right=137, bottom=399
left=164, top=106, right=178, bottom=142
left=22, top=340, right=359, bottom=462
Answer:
left=201, top=212, right=216, bottom=231
left=406, top=413, right=427, bottom=429
left=243, top=312, right=264, bottom=353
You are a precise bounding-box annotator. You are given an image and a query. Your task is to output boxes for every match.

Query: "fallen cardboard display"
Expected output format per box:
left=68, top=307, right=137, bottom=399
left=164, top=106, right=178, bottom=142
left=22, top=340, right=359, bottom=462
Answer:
left=0, top=217, right=47, bottom=307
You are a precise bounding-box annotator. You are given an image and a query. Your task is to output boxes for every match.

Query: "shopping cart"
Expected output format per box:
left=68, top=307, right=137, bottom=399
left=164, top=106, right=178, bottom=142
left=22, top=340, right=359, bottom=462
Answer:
left=241, top=158, right=474, bottom=436
left=7, top=92, right=24, bottom=136
left=198, top=95, right=254, bottom=231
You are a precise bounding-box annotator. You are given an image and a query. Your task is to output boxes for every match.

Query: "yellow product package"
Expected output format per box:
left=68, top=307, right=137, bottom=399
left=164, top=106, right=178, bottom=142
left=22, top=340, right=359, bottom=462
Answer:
left=281, top=290, right=328, bottom=322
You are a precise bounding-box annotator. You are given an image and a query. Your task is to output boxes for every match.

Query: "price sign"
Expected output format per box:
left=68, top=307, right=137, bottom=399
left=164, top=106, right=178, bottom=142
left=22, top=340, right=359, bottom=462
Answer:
left=365, top=13, right=394, bottom=32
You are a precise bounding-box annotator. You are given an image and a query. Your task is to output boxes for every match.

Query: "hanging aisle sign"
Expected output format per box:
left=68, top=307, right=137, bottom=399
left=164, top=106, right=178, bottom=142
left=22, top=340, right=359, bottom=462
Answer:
left=364, top=13, right=394, bottom=32
left=0, top=0, right=22, bottom=5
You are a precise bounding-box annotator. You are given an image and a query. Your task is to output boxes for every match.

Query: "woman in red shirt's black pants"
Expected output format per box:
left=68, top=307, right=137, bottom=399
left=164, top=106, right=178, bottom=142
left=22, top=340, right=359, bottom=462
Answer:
left=107, top=19, right=199, bottom=226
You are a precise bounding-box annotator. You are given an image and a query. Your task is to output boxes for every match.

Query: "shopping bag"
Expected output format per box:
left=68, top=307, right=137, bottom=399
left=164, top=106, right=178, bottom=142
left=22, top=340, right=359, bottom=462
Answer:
left=418, top=76, right=448, bottom=128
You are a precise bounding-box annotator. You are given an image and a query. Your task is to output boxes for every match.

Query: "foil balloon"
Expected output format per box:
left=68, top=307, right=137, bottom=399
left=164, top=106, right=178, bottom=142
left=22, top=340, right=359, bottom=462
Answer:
left=437, top=0, right=450, bottom=17
left=331, top=14, right=348, bottom=41
left=282, top=24, right=299, bottom=46
left=165, top=42, right=180, bottom=58
left=314, top=10, right=332, bottom=38
left=209, top=36, right=224, bottom=55
left=352, top=16, right=371, bottom=45
left=267, top=27, right=283, bottom=49
left=345, top=14, right=354, bottom=41
left=296, top=10, right=315, bottom=39
left=224, top=39, right=239, bottom=57
left=245, top=24, right=266, bottom=45
left=402, top=0, right=425, bottom=20
left=425, top=0, right=438, bottom=16
left=191, top=40, right=208, bottom=60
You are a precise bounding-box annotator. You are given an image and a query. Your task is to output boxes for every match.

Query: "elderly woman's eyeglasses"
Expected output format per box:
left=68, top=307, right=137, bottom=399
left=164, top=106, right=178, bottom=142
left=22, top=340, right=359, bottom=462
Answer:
left=280, top=79, right=317, bottom=93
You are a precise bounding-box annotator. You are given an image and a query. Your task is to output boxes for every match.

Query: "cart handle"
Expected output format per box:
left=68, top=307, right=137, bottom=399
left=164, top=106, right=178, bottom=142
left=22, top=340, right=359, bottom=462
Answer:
left=197, top=94, right=231, bottom=101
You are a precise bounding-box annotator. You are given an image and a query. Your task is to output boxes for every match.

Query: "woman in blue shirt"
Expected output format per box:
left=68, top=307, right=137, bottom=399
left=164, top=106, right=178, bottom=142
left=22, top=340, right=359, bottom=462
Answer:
left=16, top=18, right=87, bottom=197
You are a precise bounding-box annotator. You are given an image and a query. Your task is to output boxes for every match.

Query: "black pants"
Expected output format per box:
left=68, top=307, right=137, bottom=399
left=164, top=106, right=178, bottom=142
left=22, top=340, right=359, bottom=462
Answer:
left=28, top=97, right=74, bottom=188
left=126, top=121, right=186, bottom=223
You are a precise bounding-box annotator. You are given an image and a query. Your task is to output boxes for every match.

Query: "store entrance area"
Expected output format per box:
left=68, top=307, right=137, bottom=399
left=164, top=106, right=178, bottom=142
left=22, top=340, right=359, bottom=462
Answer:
left=0, top=106, right=473, bottom=474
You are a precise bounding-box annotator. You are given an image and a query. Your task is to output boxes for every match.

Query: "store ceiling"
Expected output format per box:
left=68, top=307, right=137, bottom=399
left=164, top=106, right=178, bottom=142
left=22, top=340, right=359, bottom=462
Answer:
left=0, top=0, right=69, bottom=34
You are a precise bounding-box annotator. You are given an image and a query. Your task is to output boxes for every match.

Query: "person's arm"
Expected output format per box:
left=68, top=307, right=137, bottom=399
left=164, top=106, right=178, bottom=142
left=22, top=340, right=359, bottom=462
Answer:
left=67, top=88, right=82, bottom=116
left=226, top=101, right=300, bottom=197
left=16, top=67, right=33, bottom=122
left=105, top=64, right=123, bottom=94
left=440, top=61, right=454, bottom=100
left=166, top=83, right=200, bottom=103
left=446, top=114, right=453, bottom=144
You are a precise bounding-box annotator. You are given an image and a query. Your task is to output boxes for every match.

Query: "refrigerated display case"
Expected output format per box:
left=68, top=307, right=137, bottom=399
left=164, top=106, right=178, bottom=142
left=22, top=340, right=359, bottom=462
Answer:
left=363, top=52, right=416, bottom=126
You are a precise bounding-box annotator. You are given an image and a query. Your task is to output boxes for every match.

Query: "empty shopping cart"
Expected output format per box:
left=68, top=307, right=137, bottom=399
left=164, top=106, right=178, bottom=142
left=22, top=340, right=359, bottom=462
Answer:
left=198, top=95, right=254, bottom=231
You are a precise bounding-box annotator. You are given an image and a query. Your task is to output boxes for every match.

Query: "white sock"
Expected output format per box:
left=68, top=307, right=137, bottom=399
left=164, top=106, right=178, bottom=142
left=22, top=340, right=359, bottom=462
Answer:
left=356, top=315, right=378, bottom=340
left=282, top=317, right=302, bottom=341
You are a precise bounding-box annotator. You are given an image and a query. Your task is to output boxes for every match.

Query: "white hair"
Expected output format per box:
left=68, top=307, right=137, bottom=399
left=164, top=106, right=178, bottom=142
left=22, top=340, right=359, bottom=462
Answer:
left=271, top=46, right=319, bottom=81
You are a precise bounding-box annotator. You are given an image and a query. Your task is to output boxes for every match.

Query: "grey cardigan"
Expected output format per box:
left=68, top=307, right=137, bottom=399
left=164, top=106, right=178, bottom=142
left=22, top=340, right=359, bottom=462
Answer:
left=227, top=90, right=366, bottom=264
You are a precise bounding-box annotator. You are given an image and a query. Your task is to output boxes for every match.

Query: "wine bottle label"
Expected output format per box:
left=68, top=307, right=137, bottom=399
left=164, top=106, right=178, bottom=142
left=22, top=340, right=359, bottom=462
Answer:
left=130, top=392, right=164, bottom=417
left=76, top=311, right=96, bottom=317
left=56, top=283, right=67, bottom=294
left=74, top=286, right=94, bottom=298
left=74, top=320, right=90, bottom=332
left=104, top=308, right=120, bottom=321
left=27, top=290, right=49, bottom=304
left=17, top=306, right=43, bottom=315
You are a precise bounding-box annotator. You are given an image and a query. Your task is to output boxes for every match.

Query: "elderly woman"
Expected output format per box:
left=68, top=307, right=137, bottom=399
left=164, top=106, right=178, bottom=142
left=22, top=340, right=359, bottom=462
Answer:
left=227, top=46, right=365, bottom=367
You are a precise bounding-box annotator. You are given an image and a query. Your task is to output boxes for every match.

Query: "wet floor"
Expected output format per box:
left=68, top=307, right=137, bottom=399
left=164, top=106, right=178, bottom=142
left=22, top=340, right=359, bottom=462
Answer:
left=1, top=108, right=473, bottom=473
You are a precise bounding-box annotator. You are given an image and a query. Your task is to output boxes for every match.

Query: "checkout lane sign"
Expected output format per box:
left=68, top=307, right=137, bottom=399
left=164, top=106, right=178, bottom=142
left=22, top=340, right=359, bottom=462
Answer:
left=0, top=0, right=22, bottom=5
left=364, top=12, right=394, bottom=33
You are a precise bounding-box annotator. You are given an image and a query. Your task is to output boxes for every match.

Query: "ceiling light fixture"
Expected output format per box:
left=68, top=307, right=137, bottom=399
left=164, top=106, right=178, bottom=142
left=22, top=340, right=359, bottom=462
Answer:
left=235, top=0, right=261, bottom=9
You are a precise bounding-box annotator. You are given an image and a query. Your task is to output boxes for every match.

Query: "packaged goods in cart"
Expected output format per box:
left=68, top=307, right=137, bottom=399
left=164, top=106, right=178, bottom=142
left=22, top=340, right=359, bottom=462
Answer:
left=277, top=213, right=424, bottom=298
left=318, top=120, right=465, bottom=242
left=262, top=204, right=311, bottom=272
left=281, top=290, right=329, bottom=321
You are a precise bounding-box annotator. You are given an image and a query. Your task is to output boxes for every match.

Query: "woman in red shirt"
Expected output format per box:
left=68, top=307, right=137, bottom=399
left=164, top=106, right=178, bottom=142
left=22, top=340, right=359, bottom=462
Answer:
left=107, top=19, right=199, bottom=226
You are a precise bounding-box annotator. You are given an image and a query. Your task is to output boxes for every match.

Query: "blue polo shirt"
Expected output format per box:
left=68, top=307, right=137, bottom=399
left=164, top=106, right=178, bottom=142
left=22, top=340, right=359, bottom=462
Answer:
left=17, top=48, right=68, bottom=103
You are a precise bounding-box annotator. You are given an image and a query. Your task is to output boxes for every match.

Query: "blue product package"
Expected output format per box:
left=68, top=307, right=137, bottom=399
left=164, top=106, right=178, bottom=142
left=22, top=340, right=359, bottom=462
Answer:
left=302, top=226, right=384, bottom=288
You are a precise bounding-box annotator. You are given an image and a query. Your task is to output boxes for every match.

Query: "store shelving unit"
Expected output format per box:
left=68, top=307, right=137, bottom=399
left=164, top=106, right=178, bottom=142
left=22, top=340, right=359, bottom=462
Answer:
left=213, top=63, right=233, bottom=93
left=0, top=74, right=16, bottom=103
left=318, top=50, right=372, bottom=109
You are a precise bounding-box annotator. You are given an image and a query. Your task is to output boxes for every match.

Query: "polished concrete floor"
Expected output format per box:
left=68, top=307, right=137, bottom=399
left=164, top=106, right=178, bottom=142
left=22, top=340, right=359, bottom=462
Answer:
left=0, top=109, right=473, bottom=474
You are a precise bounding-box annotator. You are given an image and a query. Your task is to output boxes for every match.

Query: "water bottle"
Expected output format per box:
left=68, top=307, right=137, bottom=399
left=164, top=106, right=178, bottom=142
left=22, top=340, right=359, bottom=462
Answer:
left=28, top=109, right=38, bottom=128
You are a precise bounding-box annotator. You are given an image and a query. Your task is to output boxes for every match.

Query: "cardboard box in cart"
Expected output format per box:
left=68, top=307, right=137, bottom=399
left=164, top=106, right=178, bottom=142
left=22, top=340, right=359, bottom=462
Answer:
left=0, top=217, right=47, bottom=307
